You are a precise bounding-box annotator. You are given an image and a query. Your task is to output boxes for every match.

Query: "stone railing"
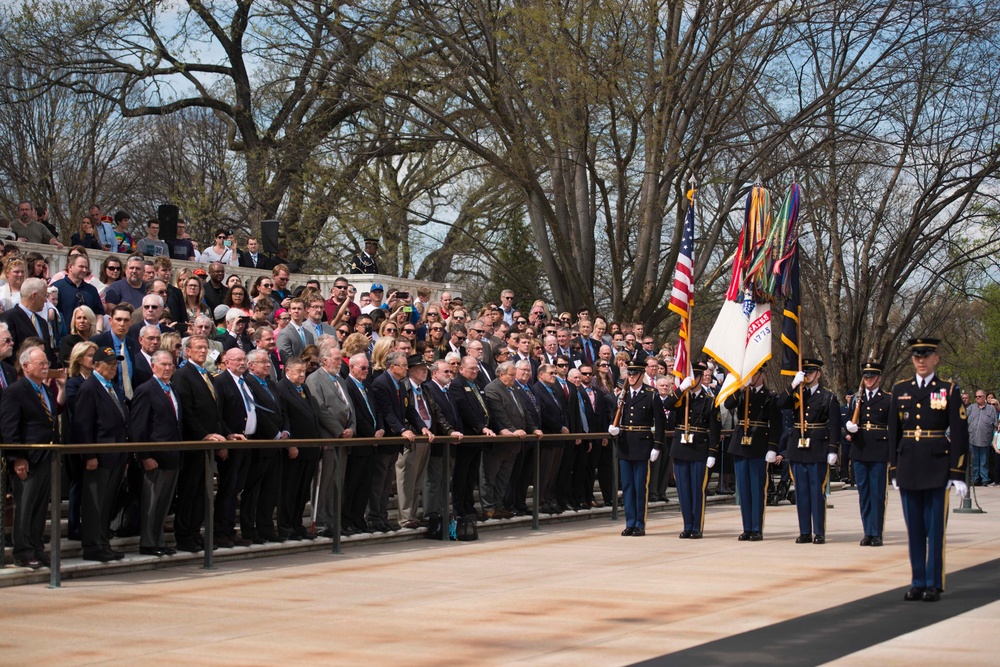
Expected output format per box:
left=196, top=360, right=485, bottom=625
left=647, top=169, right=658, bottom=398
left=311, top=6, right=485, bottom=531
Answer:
left=12, top=241, right=463, bottom=303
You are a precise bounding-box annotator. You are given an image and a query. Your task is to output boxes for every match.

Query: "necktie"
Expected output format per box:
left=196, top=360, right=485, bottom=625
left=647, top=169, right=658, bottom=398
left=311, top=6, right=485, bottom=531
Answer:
left=0, top=369, right=7, bottom=389
left=201, top=368, right=216, bottom=399
left=297, top=326, right=306, bottom=346
left=296, top=385, right=306, bottom=399
left=238, top=377, right=253, bottom=411
left=577, top=390, right=589, bottom=431
left=30, top=312, right=45, bottom=339
left=509, top=387, right=524, bottom=418
left=165, top=386, right=178, bottom=417
left=315, top=323, right=323, bottom=339
left=35, top=385, right=51, bottom=421
left=522, top=384, right=537, bottom=409
left=561, top=380, right=569, bottom=398
left=471, top=382, right=488, bottom=417
left=106, top=384, right=126, bottom=419
left=120, top=342, right=133, bottom=399
left=356, top=380, right=375, bottom=422
left=257, top=377, right=275, bottom=403
left=416, top=389, right=430, bottom=422
left=587, top=387, right=596, bottom=409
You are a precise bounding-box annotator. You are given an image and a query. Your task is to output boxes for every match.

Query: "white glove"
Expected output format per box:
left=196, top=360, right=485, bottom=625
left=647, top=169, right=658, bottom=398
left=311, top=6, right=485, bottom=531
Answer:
left=845, top=420, right=859, bottom=434
left=650, top=449, right=660, bottom=462
left=891, top=478, right=898, bottom=490
left=608, top=425, right=620, bottom=437
left=791, top=371, right=805, bottom=388
left=765, top=451, right=777, bottom=464
left=706, top=456, right=716, bottom=469
left=948, top=480, right=968, bottom=499
left=679, top=376, right=694, bottom=391
left=827, top=453, right=838, bottom=466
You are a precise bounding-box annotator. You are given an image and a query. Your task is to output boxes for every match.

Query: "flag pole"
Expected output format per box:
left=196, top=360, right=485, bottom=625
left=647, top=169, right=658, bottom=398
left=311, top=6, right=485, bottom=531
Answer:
left=798, top=303, right=805, bottom=446
left=684, top=176, right=696, bottom=441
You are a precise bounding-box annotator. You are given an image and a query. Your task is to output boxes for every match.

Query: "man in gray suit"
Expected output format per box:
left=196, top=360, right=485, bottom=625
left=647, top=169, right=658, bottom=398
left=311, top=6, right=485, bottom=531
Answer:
left=182, top=315, right=224, bottom=372
left=276, top=298, right=315, bottom=361
left=305, top=345, right=356, bottom=538
left=482, top=361, right=542, bottom=520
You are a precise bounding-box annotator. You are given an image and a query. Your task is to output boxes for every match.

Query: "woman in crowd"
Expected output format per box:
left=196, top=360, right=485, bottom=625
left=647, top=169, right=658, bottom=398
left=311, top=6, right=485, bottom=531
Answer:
left=274, top=308, right=291, bottom=333
left=160, top=331, right=183, bottom=364
left=250, top=275, right=274, bottom=305
left=425, top=320, right=446, bottom=357
left=200, top=228, right=238, bottom=265
left=417, top=340, right=435, bottom=365
left=183, top=276, right=208, bottom=322
left=0, top=257, right=27, bottom=310
left=335, top=323, right=350, bottom=346
left=71, top=217, right=104, bottom=251
left=592, top=317, right=611, bottom=346
left=225, top=282, right=250, bottom=312
left=59, top=305, right=98, bottom=364
left=377, top=319, right=399, bottom=342
left=64, top=340, right=97, bottom=541
left=301, top=344, right=321, bottom=377
left=370, top=336, right=395, bottom=379
left=96, top=256, right=123, bottom=294
left=24, top=251, right=50, bottom=281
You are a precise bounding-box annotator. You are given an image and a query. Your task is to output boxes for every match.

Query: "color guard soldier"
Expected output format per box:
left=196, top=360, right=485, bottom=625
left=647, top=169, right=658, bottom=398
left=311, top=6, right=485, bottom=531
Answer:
left=773, top=357, right=841, bottom=544
left=844, top=360, right=891, bottom=547
left=607, top=361, right=665, bottom=536
left=668, top=361, right=721, bottom=539
left=889, top=338, right=968, bottom=602
left=724, top=365, right=780, bottom=541
left=349, top=237, right=380, bottom=274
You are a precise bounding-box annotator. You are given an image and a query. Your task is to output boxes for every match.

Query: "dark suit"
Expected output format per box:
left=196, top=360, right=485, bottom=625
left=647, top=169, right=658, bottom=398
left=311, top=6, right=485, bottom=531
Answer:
left=239, top=250, right=273, bottom=270
left=0, top=306, right=57, bottom=366
left=586, top=387, right=616, bottom=506
left=238, top=374, right=288, bottom=540
left=276, top=379, right=322, bottom=538
left=131, top=377, right=183, bottom=549
left=369, top=371, right=417, bottom=527
left=213, top=371, right=255, bottom=538
left=72, top=374, right=131, bottom=557
left=889, top=374, right=968, bottom=592
left=91, top=331, right=141, bottom=398
left=424, top=380, right=459, bottom=516
left=127, top=321, right=176, bottom=346
left=571, top=384, right=601, bottom=506
left=449, top=375, right=491, bottom=517
left=0, top=377, right=58, bottom=562
left=220, top=330, right=254, bottom=353
left=848, top=387, right=892, bottom=540
left=132, top=351, right=154, bottom=388
left=482, top=379, right=538, bottom=513
left=553, top=378, right=583, bottom=508
left=533, top=380, right=570, bottom=508
left=172, top=362, right=228, bottom=549
left=776, top=383, right=841, bottom=538
left=343, top=375, right=382, bottom=531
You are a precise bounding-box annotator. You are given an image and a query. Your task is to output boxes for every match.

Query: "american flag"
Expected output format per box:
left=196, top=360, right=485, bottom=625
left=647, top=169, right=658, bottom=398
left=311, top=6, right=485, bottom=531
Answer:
left=669, top=196, right=695, bottom=378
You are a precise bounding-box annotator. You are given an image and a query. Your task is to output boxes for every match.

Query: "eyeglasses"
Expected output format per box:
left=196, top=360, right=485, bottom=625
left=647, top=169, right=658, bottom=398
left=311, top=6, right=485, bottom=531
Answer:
left=0, top=337, right=13, bottom=343
left=427, top=312, right=439, bottom=317
left=470, top=328, right=483, bottom=334
left=143, top=305, right=159, bottom=309
left=154, top=290, right=167, bottom=296
left=598, top=363, right=609, bottom=368
left=278, top=315, right=291, bottom=321
left=356, top=365, right=370, bottom=371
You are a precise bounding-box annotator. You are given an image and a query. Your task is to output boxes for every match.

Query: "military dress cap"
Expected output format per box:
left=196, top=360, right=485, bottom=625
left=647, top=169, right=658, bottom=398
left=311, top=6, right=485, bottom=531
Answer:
left=692, top=361, right=708, bottom=374
left=908, top=337, right=940, bottom=356
left=364, top=237, right=379, bottom=244
left=407, top=354, right=429, bottom=369
left=861, top=359, right=884, bottom=375
left=94, top=346, right=124, bottom=364
left=802, top=357, right=824, bottom=372
left=626, top=361, right=645, bottom=374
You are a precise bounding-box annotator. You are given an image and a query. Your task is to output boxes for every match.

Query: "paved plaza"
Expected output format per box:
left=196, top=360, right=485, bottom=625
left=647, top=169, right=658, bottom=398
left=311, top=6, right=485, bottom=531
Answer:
left=2, top=486, right=998, bottom=666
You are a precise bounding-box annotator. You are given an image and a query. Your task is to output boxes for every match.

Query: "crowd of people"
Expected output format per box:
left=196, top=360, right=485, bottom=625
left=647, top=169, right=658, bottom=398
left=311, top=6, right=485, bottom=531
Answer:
left=0, top=204, right=982, bottom=602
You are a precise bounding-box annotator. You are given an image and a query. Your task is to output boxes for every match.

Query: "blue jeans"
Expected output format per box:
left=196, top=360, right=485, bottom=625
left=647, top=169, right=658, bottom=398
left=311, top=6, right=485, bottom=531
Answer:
left=971, top=446, right=990, bottom=484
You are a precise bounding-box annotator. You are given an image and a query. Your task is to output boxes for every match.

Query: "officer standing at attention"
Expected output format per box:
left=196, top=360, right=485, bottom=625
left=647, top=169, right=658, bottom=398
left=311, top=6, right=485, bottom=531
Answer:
left=607, top=361, right=665, bottom=536
left=844, top=359, right=891, bottom=547
left=889, top=338, right=968, bottom=602
left=350, top=237, right=381, bottom=275
left=724, top=364, right=780, bottom=541
left=773, top=357, right=841, bottom=544
left=669, top=361, right=721, bottom=539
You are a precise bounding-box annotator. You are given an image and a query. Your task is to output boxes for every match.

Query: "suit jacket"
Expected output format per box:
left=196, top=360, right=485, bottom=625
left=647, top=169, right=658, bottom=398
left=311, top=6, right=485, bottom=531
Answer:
left=533, top=380, right=569, bottom=434
left=90, top=331, right=141, bottom=393
left=72, top=374, right=130, bottom=467
left=0, top=360, right=16, bottom=391
left=484, top=378, right=537, bottom=434
left=132, top=351, right=154, bottom=388
left=127, top=320, right=176, bottom=345
left=305, top=368, right=356, bottom=439
left=371, top=371, right=420, bottom=437
left=344, top=375, right=382, bottom=455
left=220, top=330, right=254, bottom=352
left=889, top=375, right=968, bottom=489
left=449, top=375, right=490, bottom=435
left=513, top=354, right=539, bottom=383
left=304, top=320, right=337, bottom=341
left=410, top=381, right=453, bottom=435
left=214, top=371, right=252, bottom=436
left=276, top=378, right=322, bottom=461
left=426, top=381, right=460, bottom=435
left=246, top=374, right=289, bottom=454
left=130, top=378, right=182, bottom=468
left=0, top=306, right=57, bottom=366
left=573, top=384, right=600, bottom=435
left=515, top=380, right=540, bottom=429
left=1, top=377, right=58, bottom=465
left=573, top=337, right=601, bottom=366
left=276, top=323, right=315, bottom=361
left=239, top=250, right=273, bottom=270
left=173, top=362, right=228, bottom=440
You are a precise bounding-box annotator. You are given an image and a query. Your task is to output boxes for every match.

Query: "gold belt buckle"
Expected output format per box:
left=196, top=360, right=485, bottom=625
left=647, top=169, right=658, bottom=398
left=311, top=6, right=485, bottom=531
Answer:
left=914, top=426, right=921, bottom=442
left=864, top=422, right=872, bottom=431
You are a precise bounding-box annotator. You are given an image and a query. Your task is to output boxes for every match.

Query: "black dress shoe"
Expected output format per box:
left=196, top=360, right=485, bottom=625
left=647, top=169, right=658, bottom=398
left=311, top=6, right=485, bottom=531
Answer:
left=261, top=533, right=287, bottom=543
left=82, top=550, right=117, bottom=562
left=139, top=546, right=167, bottom=557
left=749, top=532, right=763, bottom=541
left=251, top=536, right=267, bottom=545
left=161, top=547, right=177, bottom=555
left=860, top=535, right=873, bottom=546
left=296, top=530, right=317, bottom=541
left=215, top=535, right=235, bottom=548
left=621, top=527, right=635, bottom=536
left=15, top=558, right=44, bottom=570
left=679, top=530, right=692, bottom=539
left=738, top=531, right=751, bottom=541
left=870, top=536, right=883, bottom=547
left=922, top=588, right=941, bottom=602
left=632, top=528, right=645, bottom=536
left=813, top=535, right=825, bottom=544
left=689, top=530, right=703, bottom=539
left=795, top=534, right=812, bottom=544
left=904, top=586, right=925, bottom=601
left=176, top=541, right=202, bottom=553
left=318, top=528, right=336, bottom=538
left=36, top=553, right=51, bottom=567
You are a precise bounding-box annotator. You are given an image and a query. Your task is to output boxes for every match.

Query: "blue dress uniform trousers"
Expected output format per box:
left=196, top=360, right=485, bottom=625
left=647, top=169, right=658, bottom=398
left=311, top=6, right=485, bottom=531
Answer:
left=900, top=487, right=948, bottom=590
left=619, top=459, right=650, bottom=530
left=734, top=456, right=768, bottom=533
left=674, top=459, right=708, bottom=533
left=790, top=462, right=827, bottom=536
left=853, top=460, right=887, bottom=538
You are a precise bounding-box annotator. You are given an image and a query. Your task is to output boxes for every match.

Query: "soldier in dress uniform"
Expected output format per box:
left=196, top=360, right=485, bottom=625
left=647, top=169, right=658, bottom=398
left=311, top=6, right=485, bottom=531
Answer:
left=844, top=359, right=891, bottom=547
left=773, top=357, right=841, bottom=544
left=724, top=364, right=780, bottom=541
left=668, top=361, right=721, bottom=539
left=349, top=237, right=380, bottom=275
left=889, top=338, right=968, bottom=602
left=607, top=361, right=665, bottom=536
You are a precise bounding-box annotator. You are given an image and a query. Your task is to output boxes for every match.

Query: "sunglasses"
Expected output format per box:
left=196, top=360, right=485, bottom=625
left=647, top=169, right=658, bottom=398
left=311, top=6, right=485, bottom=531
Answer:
left=555, top=363, right=569, bottom=368
left=403, top=328, right=415, bottom=333
left=107, top=266, right=121, bottom=271
left=454, top=335, right=466, bottom=341
left=216, top=235, right=226, bottom=240
left=431, top=326, right=444, bottom=331
left=516, top=320, right=527, bottom=325
left=384, top=328, right=397, bottom=334
left=337, top=329, right=349, bottom=335
left=260, top=282, right=272, bottom=288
